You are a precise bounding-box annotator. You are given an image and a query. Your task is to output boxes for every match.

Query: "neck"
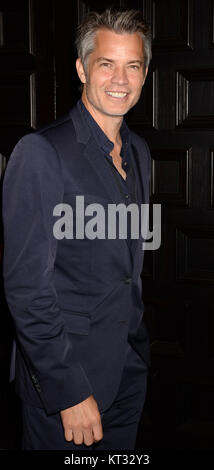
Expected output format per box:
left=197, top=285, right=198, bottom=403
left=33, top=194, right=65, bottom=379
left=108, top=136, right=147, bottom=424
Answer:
left=81, top=92, right=123, bottom=146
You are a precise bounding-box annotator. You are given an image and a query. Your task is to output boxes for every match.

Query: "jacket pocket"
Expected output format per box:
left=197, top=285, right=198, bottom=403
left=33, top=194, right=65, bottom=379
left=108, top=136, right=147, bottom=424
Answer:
left=62, top=311, right=90, bottom=335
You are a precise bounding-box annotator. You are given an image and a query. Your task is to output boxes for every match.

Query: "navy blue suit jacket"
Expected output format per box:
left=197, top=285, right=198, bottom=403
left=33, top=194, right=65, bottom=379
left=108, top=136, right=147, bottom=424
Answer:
left=3, top=101, right=151, bottom=415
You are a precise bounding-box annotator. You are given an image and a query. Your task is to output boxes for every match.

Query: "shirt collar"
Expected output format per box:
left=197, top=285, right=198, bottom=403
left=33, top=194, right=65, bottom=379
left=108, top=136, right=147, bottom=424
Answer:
left=77, top=98, right=130, bottom=155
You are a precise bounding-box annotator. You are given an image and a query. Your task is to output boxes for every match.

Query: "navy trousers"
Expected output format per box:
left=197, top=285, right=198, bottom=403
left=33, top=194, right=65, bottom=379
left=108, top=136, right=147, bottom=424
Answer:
left=20, top=342, right=148, bottom=450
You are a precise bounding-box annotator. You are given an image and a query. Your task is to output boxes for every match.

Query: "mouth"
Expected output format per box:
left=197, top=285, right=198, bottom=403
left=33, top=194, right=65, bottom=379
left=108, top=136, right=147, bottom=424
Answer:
left=105, top=91, right=128, bottom=99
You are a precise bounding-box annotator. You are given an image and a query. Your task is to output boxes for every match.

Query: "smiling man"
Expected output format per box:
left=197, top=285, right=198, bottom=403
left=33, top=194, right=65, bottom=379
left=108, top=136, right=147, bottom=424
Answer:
left=3, top=9, right=152, bottom=450
left=77, top=28, right=147, bottom=117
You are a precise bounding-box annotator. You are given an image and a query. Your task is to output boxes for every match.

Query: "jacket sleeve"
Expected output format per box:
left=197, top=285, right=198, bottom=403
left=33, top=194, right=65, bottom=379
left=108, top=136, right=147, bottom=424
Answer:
left=2, top=133, right=93, bottom=415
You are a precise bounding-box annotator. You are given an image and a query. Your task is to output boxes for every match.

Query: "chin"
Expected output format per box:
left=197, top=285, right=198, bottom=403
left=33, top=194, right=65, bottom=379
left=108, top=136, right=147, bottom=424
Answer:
left=103, top=109, right=128, bottom=117
left=104, top=104, right=131, bottom=116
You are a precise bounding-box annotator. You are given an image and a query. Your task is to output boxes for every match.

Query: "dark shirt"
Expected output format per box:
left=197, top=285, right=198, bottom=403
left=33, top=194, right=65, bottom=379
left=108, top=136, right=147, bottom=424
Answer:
left=78, top=99, right=138, bottom=246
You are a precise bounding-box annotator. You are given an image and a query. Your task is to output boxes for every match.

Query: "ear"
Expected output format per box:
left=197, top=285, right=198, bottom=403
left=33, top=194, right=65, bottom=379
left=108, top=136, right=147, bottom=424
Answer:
left=76, top=58, right=87, bottom=84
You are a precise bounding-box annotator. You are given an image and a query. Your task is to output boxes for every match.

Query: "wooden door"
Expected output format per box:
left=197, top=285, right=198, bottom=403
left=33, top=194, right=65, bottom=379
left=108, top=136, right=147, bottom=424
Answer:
left=1, top=0, right=214, bottom=450
left=128, top=0, right=214, bottom=450
left=0, top=0, right=56, bottom=449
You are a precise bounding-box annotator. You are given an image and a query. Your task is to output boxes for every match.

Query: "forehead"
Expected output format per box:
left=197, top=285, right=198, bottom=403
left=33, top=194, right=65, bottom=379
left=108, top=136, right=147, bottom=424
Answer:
left=92, top=28, right=144, bottom=59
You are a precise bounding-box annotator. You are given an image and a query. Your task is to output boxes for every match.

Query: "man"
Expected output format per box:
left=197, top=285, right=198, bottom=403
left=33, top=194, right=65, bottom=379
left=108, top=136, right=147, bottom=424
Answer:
left=3, top=9, right=152, bottom=450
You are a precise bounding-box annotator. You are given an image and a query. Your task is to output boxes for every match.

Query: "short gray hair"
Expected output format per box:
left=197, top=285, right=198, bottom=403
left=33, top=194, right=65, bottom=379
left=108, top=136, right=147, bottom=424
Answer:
left=75, top=8, right=152, bottom=74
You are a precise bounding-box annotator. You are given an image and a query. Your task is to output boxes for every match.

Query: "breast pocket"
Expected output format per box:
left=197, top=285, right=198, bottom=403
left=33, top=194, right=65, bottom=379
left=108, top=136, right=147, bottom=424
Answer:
left=62, top=311, right=90, bottom=335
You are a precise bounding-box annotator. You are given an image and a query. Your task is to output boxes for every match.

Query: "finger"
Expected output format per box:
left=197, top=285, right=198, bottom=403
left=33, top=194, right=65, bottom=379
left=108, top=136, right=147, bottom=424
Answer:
left=73, top=429, right=84, bottom=445
left=65, top=428, right=73, bottom=442
left=83, top=428, right=94, bottom=447
left=92, top=421, right=103, bottom=443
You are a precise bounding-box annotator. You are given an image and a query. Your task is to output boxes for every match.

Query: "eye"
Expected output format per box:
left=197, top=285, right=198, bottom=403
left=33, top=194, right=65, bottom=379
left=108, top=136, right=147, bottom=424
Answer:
left=100, top=62, right=112, bottom=68
left=129, top=65, right=140, bottom=70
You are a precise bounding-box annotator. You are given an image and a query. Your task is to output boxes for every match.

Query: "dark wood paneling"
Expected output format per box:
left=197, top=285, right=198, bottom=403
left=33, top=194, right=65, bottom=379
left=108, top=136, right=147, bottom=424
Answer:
left=142, top=250, right=154, bottom=280
left=126, top=69, right=157, bottom=129
left=0, top=75, right=31, bottom=125
left=0, top=0, right=57, bottom=155
left=153, top=0, right=194, bottom=50
left=176, top=227, right=214, bottom=283
left=151, top=149, right=190, bottom=206
left=0, top=0, right=57, bottom=450
left=138, top=0, right=214, bottom=451
left=0, top=0, right=29, bottom=51
left=211, top=149, right=214, bottom=207
left=0, top=11, right=3, bottom=46
left=1, top=0, right=214, bottom=452
left=176, top=69, right=214, bottom=128
left=212, top=0, right=214, bottom=46
left=29, top=0, right=55, bottom=128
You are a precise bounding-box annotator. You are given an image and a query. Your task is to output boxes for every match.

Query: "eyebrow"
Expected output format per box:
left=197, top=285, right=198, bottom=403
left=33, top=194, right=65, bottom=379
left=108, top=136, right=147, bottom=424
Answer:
left=95, top=57, right=143, bottom=65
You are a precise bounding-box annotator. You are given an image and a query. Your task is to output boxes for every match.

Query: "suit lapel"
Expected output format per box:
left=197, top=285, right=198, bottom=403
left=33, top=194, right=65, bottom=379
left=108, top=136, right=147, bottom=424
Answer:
left=69, top=103, right=146, bottom=267
left=70, top=103, right=125, bottom=204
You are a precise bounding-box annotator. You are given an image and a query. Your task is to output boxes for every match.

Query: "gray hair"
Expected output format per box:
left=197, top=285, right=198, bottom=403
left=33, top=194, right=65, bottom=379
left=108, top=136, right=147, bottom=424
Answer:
left=75, top=9, right=152, bottom=74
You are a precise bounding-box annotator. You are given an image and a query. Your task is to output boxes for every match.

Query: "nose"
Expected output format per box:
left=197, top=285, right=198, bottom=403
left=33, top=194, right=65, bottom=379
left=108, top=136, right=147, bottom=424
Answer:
left=111, top=66, right=129, bottom=85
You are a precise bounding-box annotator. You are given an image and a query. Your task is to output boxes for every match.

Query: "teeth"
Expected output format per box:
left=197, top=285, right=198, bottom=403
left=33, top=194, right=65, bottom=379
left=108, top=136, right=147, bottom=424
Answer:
left=106, top=92, right=127, bottom=98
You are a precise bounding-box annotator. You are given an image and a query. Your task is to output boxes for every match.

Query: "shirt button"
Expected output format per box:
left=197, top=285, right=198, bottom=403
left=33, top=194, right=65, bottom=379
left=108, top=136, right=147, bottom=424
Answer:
left=123, top=161, right=128, bottom=166
left=124, top=194, right=130, bottom=199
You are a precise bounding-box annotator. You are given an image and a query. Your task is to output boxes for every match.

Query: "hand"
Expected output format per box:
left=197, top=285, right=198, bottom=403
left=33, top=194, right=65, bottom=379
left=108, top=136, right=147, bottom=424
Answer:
left=60, top=394, right=103, bottom=446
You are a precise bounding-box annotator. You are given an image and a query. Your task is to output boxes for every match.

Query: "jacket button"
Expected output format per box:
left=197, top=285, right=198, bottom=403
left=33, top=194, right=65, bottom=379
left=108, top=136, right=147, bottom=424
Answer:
left=124, top=278, right=132, bottom=284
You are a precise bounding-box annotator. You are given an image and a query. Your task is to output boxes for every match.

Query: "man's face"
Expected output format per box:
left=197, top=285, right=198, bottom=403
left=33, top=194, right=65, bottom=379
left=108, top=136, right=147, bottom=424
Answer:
left=76, top=28, right=148, bottom=119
